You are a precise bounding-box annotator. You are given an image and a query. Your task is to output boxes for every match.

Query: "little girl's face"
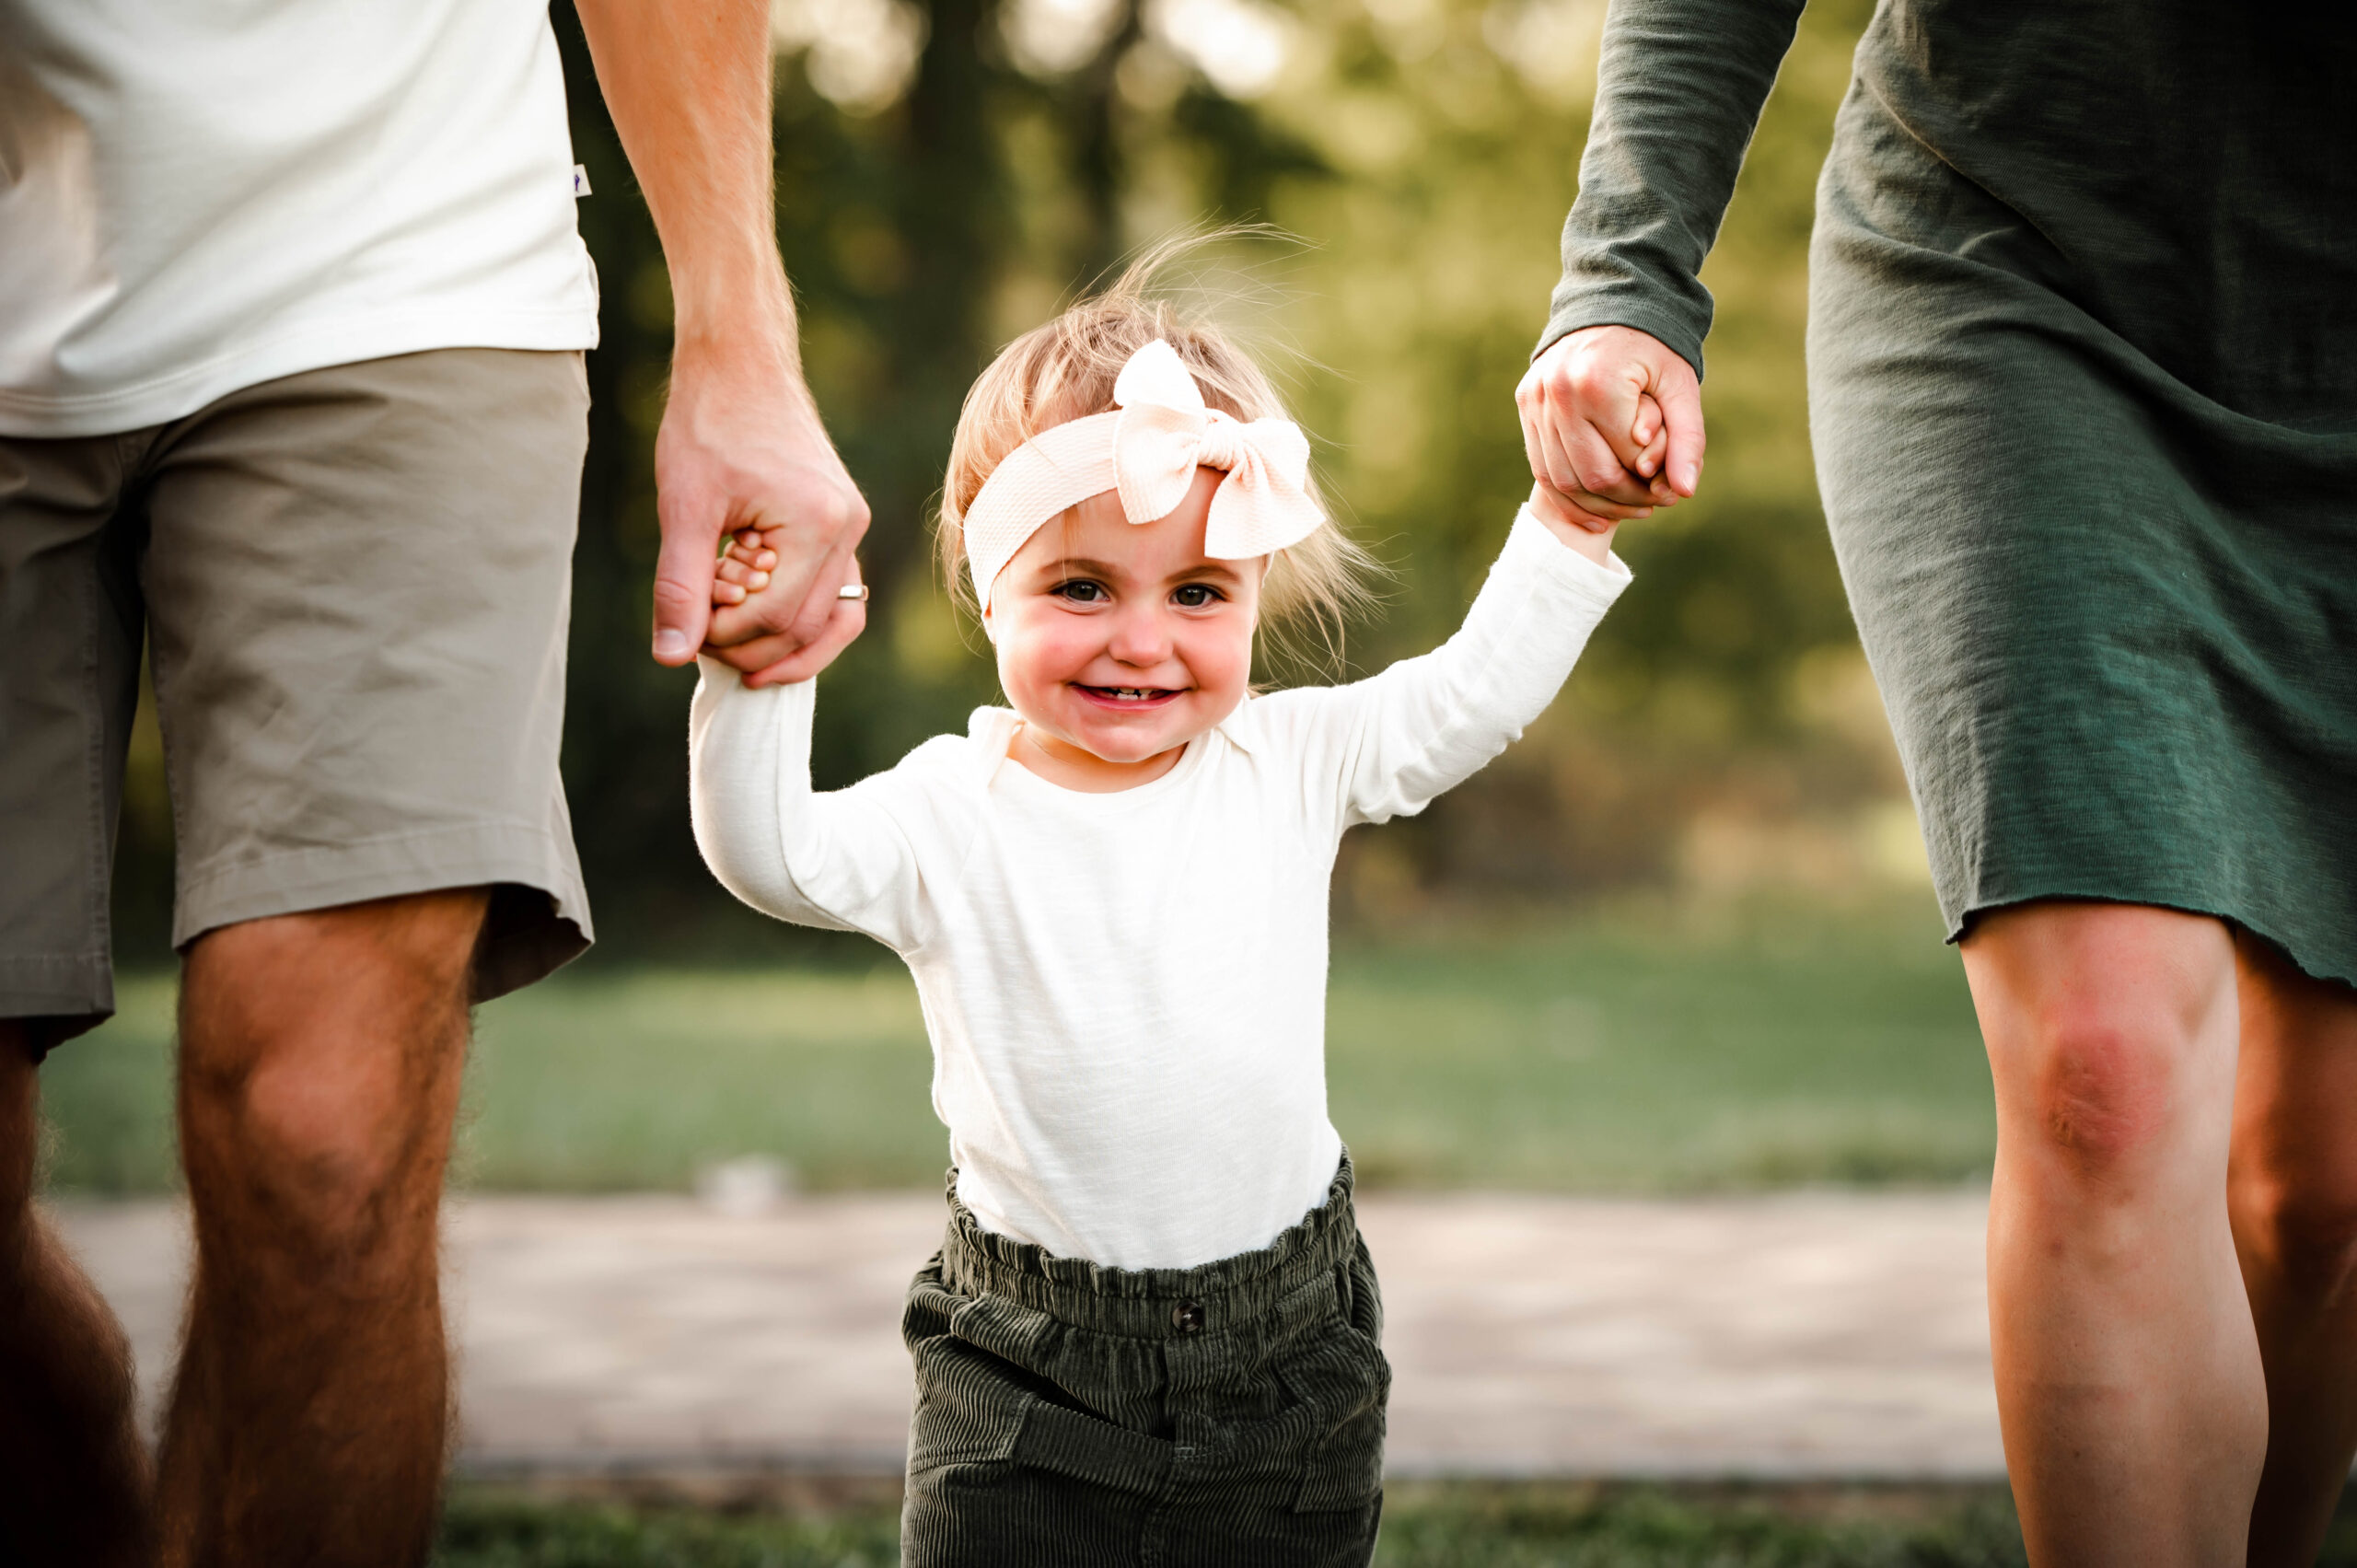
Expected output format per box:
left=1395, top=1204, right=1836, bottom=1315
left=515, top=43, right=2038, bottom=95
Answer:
left=989, top=467, right=1262, bottom=787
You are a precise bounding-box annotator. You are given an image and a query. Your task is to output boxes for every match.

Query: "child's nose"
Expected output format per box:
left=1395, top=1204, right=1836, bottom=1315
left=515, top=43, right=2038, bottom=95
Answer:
left=1107, top=603, right=1174, bottom=665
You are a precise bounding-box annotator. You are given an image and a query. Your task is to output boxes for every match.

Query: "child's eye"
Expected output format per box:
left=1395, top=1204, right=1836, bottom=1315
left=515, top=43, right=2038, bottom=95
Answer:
left=1173, top=584, right=1225, bottom=608
left=1053, top=580, right=1107, bottom=603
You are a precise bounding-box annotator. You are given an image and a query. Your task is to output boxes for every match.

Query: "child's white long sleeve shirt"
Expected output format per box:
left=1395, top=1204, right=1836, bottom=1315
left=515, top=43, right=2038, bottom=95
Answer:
left=690, top=507, right=1630, bottom=1270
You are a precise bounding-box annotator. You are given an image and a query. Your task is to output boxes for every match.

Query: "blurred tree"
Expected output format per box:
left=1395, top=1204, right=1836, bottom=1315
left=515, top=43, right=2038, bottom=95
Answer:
left=110, top=0, right=1899, bottom=964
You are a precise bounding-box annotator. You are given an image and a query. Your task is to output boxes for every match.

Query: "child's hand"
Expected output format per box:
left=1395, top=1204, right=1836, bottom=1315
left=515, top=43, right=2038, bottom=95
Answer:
left=1631, top=391, right=1669, bottom=485
left=703, top=526, right=865, bottom=687
left=1527, top=482, right=1620, bottom=565
left=710, top=529, right=777, bottom=617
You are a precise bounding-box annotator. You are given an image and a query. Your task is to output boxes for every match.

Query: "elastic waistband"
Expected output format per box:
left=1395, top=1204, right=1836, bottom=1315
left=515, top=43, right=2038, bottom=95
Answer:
left=938, top=1154, right=1359, bottom=1340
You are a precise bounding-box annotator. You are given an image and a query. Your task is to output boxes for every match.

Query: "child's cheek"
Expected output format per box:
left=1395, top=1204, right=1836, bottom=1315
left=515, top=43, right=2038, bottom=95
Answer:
left=997, top=614, right=1082, bottom=705
left=1187, top=621, right=1255, bottom=706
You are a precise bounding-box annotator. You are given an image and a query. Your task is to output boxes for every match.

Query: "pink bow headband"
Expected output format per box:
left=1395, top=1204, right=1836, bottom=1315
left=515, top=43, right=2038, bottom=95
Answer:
left=962, top=339, right=1325, bottom=621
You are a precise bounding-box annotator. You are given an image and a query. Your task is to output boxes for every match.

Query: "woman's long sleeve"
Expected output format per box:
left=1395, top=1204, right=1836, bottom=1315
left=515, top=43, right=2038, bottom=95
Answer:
left=688, top=658, right=933, bottom=952
left=1540, top=0, right=1806, bottom=377
left=1257, top=510, right=1631, bottom=832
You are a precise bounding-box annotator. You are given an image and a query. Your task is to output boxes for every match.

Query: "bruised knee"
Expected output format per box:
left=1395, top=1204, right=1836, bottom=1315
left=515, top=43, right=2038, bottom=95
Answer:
left=1971, top=902, right=2235, bottom=1193
left=1991, top=985, right=2219, bottom=1197
left=2025, top=1009, right=2178, bottom=1174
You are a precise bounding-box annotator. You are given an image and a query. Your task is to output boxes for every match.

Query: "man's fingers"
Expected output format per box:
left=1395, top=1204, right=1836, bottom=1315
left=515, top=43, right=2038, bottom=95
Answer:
left=712, top=547, right=862, bottom=667
left=748, top=534, right=833, bottom=636
left=743, top=599, right=865, bottom=689
left=650, top=499, right=719, bottom=664
left=778, top=540, right=861, bottom=649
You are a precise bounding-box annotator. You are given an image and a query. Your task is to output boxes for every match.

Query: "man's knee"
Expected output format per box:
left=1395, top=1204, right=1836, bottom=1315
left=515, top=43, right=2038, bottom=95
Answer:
left=179, top=892, right=483, bottom=1267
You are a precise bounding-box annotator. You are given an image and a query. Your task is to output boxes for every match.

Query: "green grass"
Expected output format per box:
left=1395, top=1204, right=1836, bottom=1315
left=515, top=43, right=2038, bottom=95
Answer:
left=433, top=1482, right=2043, bottom=1567
left=36, top=897, right=1994, bottom=1196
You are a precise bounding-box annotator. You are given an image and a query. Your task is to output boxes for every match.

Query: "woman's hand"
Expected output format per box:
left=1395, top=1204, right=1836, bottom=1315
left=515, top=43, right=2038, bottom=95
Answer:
left=1516, top=324, right=1706, bottom=529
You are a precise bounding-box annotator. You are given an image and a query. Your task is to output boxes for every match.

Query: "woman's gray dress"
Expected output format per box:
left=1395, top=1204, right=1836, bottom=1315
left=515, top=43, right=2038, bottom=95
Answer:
left=1545, top=0, right=2357, bottom=981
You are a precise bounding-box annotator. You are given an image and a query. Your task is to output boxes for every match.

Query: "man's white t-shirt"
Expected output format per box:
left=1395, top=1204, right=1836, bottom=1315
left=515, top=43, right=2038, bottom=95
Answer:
left=0, top=0, right=600, bottom=437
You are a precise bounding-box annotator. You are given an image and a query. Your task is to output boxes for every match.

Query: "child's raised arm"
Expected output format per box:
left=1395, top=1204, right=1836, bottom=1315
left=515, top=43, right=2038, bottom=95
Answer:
left=1260, top=504, right=1631, bottom=836
left=688, top=656, right=935, bottom=952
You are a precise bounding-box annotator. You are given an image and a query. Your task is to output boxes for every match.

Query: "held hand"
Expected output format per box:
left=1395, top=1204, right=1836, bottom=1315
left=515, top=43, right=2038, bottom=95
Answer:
left=650, top=333, right=870, bottom=666
left=1515, top=325, right=1704, bottom=527
left=1526, top=482, right=1620, bottom=566
left=706, top=528, right=866, bottom=687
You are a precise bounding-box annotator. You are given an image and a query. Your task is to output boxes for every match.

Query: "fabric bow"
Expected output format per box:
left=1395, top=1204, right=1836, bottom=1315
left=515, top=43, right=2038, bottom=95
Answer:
left=961, top=339, right=1325, bottom=617
left=1109, top=339, right=1323, bottom=564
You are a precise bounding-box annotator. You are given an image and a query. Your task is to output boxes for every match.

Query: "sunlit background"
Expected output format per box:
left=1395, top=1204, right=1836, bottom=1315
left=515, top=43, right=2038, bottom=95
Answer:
left=57, top=0, right=1992, bottom=1206
left=24, top=4, right=2069, bottom=1555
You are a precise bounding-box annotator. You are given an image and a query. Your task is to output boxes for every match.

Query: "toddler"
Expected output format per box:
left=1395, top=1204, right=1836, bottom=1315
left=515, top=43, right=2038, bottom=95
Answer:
left=688, top=270, right=1630, bottom=1566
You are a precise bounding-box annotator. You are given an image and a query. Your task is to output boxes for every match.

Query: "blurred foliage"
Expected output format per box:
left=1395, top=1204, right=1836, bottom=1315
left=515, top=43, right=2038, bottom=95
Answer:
left=42, top=899, right=1986, bottom=1195
left=110, top=0, right=1910, bottom=961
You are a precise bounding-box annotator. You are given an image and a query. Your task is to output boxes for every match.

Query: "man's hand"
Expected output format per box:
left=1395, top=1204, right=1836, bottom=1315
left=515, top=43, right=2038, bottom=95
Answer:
left=575, top=0, right=871, bottom=667
left=1516, top=324, right=1705, bottom=530
left=653, top=335, right=867, bottom=663
left=706, top=526, right=865, bottom=686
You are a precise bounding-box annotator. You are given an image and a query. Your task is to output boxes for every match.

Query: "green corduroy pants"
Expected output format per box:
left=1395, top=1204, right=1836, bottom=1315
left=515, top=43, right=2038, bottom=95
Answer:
left=900, top=1156, right=1388, bottom=1566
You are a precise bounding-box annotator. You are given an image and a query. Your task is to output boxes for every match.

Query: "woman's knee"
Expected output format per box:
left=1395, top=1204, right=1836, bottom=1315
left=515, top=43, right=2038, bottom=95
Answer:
left=2012, top=1005, right=2188, bottom=1178
left=2233, top=1159, right=2357, bottom=1303
left=1967, top=903, right=2237, bottom=1189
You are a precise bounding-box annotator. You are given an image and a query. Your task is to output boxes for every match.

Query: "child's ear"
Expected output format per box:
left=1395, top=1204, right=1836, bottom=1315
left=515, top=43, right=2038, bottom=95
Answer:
left=981, top=598, right=998, bottom=645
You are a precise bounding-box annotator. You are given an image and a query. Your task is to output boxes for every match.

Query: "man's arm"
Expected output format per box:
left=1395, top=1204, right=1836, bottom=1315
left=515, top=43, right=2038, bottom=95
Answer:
left=575, top=0, right=869, bottom=666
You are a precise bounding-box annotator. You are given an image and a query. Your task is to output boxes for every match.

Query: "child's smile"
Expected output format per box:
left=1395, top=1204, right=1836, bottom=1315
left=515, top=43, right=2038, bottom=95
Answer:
left=1077, top=685, right=1183, bottom=709
left=988, top=467, right=1262, bottom=793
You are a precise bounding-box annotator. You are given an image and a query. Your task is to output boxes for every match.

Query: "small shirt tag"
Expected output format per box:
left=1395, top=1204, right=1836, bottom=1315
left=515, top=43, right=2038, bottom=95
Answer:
left=572, top=164, right=593, bottom=198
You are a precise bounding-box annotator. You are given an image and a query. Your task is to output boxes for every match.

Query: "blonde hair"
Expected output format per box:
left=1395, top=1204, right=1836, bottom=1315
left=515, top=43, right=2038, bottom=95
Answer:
left=938, top=243, right=1379, bottom=672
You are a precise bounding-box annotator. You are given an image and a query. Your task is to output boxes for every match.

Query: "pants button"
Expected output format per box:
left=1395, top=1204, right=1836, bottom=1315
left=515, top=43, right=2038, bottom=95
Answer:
left=1173, top=1298, right=1205, bottom=1334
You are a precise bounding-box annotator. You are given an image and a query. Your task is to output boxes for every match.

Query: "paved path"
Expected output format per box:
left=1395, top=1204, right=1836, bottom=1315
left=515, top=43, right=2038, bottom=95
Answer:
left=52, top=1191, right=2002, bottom=1481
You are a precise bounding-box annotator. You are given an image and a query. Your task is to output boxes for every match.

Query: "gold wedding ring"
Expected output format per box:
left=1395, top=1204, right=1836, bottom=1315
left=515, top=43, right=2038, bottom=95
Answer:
left=839, top=583, right=869, bottom=601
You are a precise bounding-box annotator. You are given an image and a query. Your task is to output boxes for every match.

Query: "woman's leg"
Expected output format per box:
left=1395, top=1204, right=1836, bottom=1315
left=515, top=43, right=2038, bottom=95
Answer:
left=1962, top=900, right=2266, bottom=1567
left=2228, top=931, right=2357, bottom=1568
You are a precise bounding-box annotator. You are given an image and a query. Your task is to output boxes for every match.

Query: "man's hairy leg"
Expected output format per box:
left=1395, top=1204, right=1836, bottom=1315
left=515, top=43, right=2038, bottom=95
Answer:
left=157, top=889, right=484, bottom=1568
left=0, top=1026, right=156, bottom=1567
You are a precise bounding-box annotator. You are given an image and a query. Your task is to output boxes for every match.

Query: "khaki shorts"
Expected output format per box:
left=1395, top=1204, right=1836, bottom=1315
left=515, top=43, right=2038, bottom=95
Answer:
left=0, top=349, right=593, bottom=1050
